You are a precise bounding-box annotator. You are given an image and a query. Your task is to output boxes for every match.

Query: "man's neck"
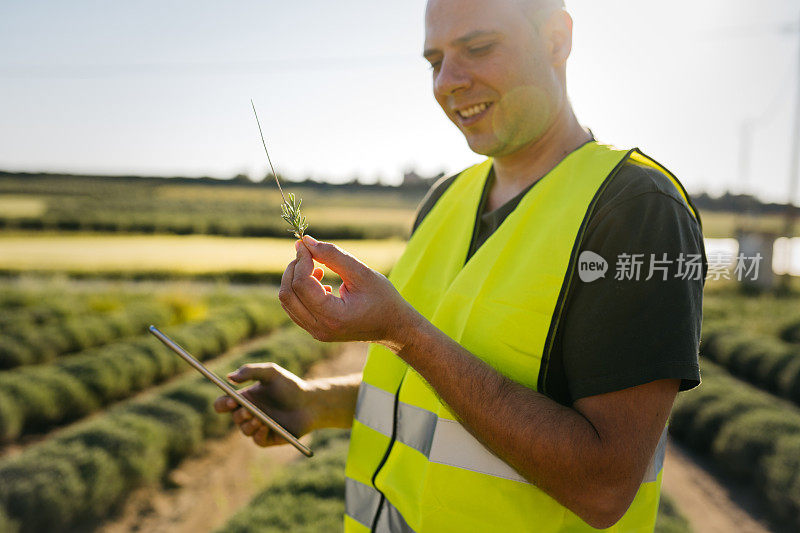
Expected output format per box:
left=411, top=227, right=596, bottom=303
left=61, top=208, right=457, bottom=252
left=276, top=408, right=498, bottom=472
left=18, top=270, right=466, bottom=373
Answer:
left=492, top=106, right=591, bottom=191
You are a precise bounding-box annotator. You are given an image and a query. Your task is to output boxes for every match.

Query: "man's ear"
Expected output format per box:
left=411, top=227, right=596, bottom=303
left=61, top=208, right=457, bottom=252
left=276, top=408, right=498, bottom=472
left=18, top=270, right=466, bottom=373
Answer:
left=542, top=9, right=573, bottom=67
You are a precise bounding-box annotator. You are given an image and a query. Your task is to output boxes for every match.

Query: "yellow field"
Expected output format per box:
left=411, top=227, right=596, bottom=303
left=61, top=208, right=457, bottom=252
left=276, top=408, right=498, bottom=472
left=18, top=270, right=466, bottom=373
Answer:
left=0, top=233, right=406, bottom=276
left=0, top=195, right=47, bottom=218
left=700, top=211, right=800, bottom=239
left=303, top=206, right=415, bottom=227
left=155, top=184, right=420, bottom=210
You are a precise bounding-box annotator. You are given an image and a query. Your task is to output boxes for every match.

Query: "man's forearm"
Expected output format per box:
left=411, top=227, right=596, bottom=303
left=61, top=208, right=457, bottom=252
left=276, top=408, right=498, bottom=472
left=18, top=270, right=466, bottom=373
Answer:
left=308, top=372, right=362, bottom=430
left=385, top=312, right=633, bottom=526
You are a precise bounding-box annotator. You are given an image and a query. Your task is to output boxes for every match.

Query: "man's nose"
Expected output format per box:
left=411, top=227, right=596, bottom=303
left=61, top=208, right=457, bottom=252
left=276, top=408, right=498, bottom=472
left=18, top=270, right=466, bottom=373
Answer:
left=434, top=56, right=471, bottom=96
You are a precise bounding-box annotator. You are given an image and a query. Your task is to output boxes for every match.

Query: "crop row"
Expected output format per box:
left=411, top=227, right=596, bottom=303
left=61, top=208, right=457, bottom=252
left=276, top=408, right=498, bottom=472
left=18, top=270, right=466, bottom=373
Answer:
left=654, top=496, right=692, bottom=533
left=220, top=429, right=350, bottom=533
left=0, top=294, right=89, bottom=327
left=0, top=286, right=171, bottom=317
left=0, top=327, right=338, bottom=533
left=220, top=431, right=690, bottom=533
left=0, top=215, right=406, bottom=240
left=0, top=284, right=182, bottom=318
left=0, top=268, right=364, bottom=288
left=0, top=300, right=181, bottom=369
left=0, top=268, right=291, bottom=287
left=0, top=300, right=288, bottom=442
left=700, top=323, right=800, bottom=404
left=701, top=291, right=800, bottom=340
left=781, top=318, right=800, bottom=344
left=669, top=361, right=800, bottom=528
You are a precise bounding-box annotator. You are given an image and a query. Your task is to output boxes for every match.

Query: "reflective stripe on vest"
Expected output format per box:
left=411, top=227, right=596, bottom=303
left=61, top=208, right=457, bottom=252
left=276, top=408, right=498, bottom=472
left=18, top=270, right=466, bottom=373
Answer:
left=345, top=142, right=699, bottom=532
left=347, top=478, right=414, bottom=533
left=354, top=381, right=668, bottom=486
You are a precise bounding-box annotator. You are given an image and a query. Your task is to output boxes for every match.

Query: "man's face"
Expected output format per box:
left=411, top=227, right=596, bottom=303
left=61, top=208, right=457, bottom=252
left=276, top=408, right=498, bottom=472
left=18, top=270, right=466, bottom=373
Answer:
left=424, top=0, right=562, bottom=157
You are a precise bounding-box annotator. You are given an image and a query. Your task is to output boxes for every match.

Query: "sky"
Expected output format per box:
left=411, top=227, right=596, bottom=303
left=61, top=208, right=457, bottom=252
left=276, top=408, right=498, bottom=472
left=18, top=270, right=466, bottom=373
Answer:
left=0, top=0, right=798, bottom=203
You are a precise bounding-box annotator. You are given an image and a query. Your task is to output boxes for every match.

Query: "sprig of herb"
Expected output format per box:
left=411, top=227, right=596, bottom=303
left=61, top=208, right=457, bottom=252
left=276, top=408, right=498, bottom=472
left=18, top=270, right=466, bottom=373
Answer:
left=280, top=192, right=308, bottom=239
left=251, top=99, right=309, bottom=239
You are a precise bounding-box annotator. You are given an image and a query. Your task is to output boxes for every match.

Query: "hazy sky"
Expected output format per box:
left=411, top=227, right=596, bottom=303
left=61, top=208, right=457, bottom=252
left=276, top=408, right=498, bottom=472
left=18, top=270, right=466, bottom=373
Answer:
left=0, top=1, right=798, bottom=202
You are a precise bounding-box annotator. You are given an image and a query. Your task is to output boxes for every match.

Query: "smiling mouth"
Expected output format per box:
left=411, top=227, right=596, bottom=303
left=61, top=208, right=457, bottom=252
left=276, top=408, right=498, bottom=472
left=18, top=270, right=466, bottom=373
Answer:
left=456, top=102, right=493, bottom=120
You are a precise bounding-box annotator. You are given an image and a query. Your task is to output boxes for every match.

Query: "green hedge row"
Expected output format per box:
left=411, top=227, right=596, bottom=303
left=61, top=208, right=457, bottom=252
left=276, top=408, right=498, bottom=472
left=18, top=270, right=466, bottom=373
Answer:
left=780, top=318, right=800, bottom=344
left=0, top=215, right=406, bottom=240
left=0, top=269, right=291, bottom=287
left=0, top=327, right=338, bottom=533
left=0, top=505, right=18, bottom=533
left=0, top=300, right=288, bottom=442
left=0, top=296, right=86, bottom=327
left=0, top=288, right=174, bottom=325
left=669, top=361, right=800, bottom=528
left=701, top=323, right=800, bottom=403
left=654, top=495, right=692, bottom=533
left=220, top=429, right=691, bottom=533
left=220, top=429, right=350, bottom=533
left=0, top=301, right=178, bottom=369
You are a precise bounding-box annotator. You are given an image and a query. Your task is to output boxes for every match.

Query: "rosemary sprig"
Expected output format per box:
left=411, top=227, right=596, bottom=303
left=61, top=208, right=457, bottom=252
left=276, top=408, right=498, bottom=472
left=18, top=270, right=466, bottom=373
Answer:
left=251, top=99, right=309, bottom=239
left=280, top=192, right=308, bottom=239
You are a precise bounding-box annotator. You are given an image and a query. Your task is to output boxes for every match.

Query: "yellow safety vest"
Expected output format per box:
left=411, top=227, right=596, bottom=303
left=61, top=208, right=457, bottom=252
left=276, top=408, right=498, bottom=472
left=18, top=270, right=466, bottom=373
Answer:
left=344, top=141, right=700, bottom=532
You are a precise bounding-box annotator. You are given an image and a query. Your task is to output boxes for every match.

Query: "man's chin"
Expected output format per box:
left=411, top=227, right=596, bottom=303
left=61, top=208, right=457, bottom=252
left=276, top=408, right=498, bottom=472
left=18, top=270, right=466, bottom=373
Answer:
left=464, top=136, right=505, bottom=157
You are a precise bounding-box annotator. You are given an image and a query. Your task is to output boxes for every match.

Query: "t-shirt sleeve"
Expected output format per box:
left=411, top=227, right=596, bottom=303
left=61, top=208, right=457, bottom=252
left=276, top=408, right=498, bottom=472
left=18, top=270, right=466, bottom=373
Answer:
left=562, top=191, right=705, bottom=402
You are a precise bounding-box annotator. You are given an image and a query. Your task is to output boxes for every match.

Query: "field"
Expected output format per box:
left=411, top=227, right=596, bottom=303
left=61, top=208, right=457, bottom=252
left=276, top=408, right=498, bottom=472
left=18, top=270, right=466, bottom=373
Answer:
left=0, top=175, right=420, bottom=240
left=1, top=173, right=798, bottom=532
left=0, top=233, right=405, bottom=280
left=700, top=211, right=800, bottom=239
left=0, top=278, right=341, bottom=532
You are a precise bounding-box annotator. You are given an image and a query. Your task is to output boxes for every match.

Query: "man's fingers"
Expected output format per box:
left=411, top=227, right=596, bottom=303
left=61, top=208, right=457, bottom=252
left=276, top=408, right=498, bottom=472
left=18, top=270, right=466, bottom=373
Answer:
left=254, top=427, right=285, bottom=447
left=232, top=407, right=252, bottom=425
left=282, top=303, right=308, bottom=330
left=279, top=257, right=320, bottom=328
left=254, top=426, right=271, bottom=447
left=240, top=417, right=262, bottom=437
left=312, top=267, right=324, bottom=282
left=292, top=241, right=331, bottom=312
left=213, top=396, right=237, bottom=413
left=228, top=362, right=279, bottom=384
left=302, top=235, right=369, bottom=286
left=323, top=285, right=332, bottom=294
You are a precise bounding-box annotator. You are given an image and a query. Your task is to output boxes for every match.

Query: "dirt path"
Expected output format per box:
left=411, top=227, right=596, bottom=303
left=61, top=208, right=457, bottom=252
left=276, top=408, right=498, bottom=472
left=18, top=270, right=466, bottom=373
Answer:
left=100, top=342, right=368, bottom=533
left=662, top=437, right=785, bottom=533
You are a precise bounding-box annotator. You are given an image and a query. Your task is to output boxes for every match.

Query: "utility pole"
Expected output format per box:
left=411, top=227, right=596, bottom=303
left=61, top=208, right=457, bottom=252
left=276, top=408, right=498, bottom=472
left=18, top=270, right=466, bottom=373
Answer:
left=780, top=12, right=800, bottom=293
left=739, top=119, right=753, bottom=193
left=735, top=119, right=753, bottom=229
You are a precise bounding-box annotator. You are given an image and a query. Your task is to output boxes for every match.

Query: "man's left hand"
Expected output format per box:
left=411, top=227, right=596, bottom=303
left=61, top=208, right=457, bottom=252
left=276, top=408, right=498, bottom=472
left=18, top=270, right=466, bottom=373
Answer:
left=279, top=235, right=417, bottom=347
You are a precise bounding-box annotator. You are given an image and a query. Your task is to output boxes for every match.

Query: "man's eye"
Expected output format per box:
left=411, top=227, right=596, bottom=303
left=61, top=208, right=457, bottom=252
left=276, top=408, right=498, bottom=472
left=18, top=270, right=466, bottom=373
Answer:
left=428, top=61, right=442, bottom=71
left=468, top=44, right=494, bottom=55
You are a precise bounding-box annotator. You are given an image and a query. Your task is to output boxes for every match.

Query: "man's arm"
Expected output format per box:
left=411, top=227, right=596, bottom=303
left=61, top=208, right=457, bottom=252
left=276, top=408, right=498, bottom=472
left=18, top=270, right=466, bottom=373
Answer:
left=213, top=364, right=361, bottom=447
left=392, top=311, right=677, bottom=529
left=310, top=372, right=363, bottom=429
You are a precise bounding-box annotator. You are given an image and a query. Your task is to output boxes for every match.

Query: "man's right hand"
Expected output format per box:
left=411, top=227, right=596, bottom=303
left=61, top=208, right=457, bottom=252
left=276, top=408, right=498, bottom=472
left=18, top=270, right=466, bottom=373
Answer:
left=213, top=362, right=319, bottom=448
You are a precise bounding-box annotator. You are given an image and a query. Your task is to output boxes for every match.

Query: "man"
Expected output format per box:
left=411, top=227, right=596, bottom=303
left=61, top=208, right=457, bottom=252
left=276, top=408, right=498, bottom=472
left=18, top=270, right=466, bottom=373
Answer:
left=215, top=0, right=705, bottom=530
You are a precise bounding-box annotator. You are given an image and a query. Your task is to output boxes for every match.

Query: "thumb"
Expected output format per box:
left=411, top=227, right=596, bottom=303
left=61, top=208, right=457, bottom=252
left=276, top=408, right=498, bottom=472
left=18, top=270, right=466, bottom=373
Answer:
left=227, top=363, right=279, bottom=384
left=302, top=235, right=369, bottom=285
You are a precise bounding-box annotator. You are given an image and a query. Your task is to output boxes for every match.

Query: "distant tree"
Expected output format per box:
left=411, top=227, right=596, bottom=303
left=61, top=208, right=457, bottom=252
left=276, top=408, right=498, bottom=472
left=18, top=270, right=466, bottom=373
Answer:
left=231, top=173, right=252, bottom=184
left=264, top=172, right=289, bottom=184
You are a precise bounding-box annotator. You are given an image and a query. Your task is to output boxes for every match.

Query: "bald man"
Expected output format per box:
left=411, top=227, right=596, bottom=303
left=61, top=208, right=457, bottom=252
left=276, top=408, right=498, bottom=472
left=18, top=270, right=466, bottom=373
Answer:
left=215, top=1, right=705, bottom=530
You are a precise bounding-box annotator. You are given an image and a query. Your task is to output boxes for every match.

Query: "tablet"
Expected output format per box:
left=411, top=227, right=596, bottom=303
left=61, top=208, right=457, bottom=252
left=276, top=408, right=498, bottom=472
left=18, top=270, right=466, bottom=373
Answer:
left=149, top=325, right=313, bottom=457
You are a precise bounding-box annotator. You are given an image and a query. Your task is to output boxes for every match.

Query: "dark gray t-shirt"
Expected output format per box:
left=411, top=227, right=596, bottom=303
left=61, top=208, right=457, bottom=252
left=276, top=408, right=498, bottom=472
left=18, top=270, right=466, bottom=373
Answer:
left=411, top=150, right=705, bottom=406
